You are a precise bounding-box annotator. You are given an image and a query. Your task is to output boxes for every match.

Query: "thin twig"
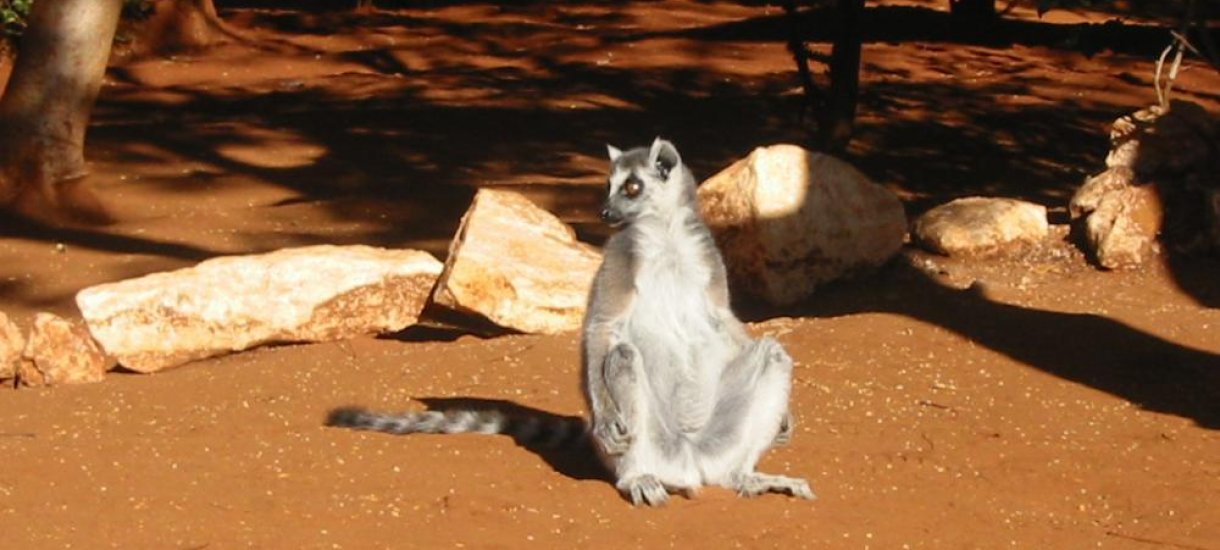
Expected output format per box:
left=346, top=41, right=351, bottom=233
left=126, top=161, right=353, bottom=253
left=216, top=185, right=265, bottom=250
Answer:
left=1164, top=41, right=1184, bottom=106
left=1154, top=33, right=1188, bottom=108
left=1154, top=42, right=1172, bottom=107
left=1170, top=30, right=1204, bottom=58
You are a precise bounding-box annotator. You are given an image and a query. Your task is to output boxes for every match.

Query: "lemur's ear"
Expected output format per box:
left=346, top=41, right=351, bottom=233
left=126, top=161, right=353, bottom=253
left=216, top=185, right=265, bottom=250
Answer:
left=606, top=144, right=623, bottom=162
left=648, top=137, right=681, bottom=180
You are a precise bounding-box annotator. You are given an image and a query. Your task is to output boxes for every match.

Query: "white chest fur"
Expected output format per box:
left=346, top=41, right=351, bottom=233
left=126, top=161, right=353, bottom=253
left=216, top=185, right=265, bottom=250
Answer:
left=623, top=214, right=733, bottom=432
left=629, top=215, right=714, bottom=338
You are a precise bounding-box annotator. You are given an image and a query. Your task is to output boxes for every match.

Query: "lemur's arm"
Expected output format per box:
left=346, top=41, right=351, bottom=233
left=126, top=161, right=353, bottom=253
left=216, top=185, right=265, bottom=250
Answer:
left=700, top=231, right=751, bottom=347
left=582, top=236, right=637, bottom=432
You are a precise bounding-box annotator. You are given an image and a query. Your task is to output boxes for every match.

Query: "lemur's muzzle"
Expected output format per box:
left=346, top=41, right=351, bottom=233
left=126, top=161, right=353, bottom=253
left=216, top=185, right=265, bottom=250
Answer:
left=600, top=207, right=624, bottom=226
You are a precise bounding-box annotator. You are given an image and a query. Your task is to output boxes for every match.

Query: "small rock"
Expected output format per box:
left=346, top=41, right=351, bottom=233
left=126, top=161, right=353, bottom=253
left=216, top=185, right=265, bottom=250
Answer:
left=1085, top=184, right=1163, bottom=269
left=1105, top=109, right=1146, bottom=170
left=0, top=311, right=25, bottom=381
left=1069, top=166, right=1135, bottom=219
left=432, top=188, right=602, bottom=334
left=1070, top=168, right=1163, bottom=269
left=15, top=360, right=45, bottom=387
left=20, top=313, right=107, bottom=386
left=76, top=245, right=443, bottom=373
left=913, top=197, right=1048, bottom=257
left=697, top=144, right=907, bottom=306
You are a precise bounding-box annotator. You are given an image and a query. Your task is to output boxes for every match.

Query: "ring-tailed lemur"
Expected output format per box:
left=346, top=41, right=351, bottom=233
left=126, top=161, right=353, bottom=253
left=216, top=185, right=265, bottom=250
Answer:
left=327, top=138, right=813, bottom=506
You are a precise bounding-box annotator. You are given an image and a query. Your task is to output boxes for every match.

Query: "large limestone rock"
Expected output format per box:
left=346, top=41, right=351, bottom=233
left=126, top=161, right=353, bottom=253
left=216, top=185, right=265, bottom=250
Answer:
left=0, top=311, right=24, bottom=381
left=432, top=188, right=602, bottom=334
left=697, top=144, right=906, bottom=306
left=913, top=197, right=1048, bottom=257
left=20, top=313, right=107, bottom=386
left=76, top=245, right=443, bottom=373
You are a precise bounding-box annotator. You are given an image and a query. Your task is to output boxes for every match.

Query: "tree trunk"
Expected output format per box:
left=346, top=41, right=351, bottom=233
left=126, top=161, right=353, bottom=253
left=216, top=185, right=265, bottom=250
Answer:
left=781, top=0, right=824, bottom=126
left=0, top=0, right=122, bottom=222
left=817, top=0, right=866, bottom=154
left=142, top=0, right=235, bottom=54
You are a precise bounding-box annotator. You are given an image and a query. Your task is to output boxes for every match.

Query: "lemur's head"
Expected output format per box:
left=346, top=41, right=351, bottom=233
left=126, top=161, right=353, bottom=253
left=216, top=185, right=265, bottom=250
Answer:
left=600, top=138, right=694, bottom=228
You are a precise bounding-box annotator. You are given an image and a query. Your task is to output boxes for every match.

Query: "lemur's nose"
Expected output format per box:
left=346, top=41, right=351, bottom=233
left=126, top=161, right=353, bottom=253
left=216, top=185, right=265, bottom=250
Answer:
left=600, top=208, right=620, bottom=224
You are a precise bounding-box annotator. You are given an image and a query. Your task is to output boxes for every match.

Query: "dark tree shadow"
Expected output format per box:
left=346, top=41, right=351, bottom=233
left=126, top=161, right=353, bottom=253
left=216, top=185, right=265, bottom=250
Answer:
left=0, top=211, right=217, bottom=261
left=1165, top=254, right=1220, bottom=309
left=816, top=261, right=1220, bottom=429
left=79, top=2, right=1219, bottom=259
left=46, top=2, right=1207, bottom=264
left=631, top=4, right=1217, bottom=58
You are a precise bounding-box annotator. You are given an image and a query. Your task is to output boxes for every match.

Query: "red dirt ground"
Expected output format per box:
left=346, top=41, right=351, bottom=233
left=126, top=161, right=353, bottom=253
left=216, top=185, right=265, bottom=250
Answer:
left=2, top=1, right=1219, bottom=547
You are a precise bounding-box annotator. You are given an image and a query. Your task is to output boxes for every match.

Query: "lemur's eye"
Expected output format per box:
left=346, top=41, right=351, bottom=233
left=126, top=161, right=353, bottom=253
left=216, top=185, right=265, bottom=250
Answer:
left=623, top=180, right=643, bottom=198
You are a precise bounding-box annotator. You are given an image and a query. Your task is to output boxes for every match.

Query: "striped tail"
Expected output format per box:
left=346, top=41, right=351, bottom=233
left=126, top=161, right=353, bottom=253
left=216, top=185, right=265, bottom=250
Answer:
left=326, top=406, right=588, bottom=448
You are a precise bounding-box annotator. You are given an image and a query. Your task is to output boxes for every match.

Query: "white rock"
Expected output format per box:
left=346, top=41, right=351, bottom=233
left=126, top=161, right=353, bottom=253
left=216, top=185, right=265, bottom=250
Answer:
left=20, top=313, right=107, bottom=386
left=76, top=245, right=442, bottom=372
left=0, top=311, right=24, bottom=381
left=432, top=188, right=602, bottom=334
left=697, top=144, right=906, bottom=306
left=913, top=197, right=1049, bottom=257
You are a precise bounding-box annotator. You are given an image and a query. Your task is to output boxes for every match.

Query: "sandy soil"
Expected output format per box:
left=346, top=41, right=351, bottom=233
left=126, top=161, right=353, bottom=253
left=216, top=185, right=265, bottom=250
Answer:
left=1, top=1, right=1219, bottom=547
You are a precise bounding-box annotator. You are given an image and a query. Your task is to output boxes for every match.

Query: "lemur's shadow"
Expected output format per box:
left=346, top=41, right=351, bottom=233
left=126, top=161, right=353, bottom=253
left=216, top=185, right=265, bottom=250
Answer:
left=414, top=397, right=611, bottom=482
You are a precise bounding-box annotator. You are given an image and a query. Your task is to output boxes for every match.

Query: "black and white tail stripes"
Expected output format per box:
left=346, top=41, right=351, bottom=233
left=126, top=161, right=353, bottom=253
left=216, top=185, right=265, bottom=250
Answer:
left=326, top=407, right=588, bottom=448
